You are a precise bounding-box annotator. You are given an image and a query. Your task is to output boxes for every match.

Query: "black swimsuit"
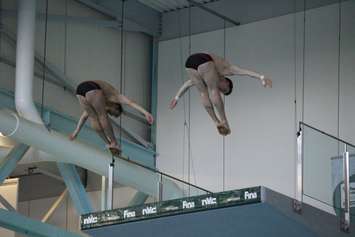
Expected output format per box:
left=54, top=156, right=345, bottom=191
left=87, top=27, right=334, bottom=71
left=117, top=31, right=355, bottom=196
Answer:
left=76, top=81, right=101, bottom=96
left=185, top=53, right=213, bottom=70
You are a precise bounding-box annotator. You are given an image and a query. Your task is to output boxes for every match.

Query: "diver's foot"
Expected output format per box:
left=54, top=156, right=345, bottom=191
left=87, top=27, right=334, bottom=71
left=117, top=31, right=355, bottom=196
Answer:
left=217, top=122, right=231, bottom=136
left=106, top=144, right=121, bottom=156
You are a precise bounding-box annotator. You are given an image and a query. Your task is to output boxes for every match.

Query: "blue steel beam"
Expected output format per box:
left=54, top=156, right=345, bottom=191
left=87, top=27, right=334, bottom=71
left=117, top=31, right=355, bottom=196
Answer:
left=0, top=208, right=84, bottom=237
left=57, top=163, right=93, bottom=215
left=0, top=109, right=183, bottom=200
left=0, top=143, right=29, bottom=183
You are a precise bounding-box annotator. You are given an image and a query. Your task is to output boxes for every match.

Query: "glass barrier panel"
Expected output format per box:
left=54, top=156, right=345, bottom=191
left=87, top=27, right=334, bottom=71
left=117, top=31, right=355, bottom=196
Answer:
left=161, top=174, right=209, bottom=202
left=302, top=124, right=344, bottom=214
left=347, top=145, right=355, bottom=221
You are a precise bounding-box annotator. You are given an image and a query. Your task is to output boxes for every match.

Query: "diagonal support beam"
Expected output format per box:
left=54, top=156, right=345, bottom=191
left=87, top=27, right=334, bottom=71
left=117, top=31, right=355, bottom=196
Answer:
left=57, top=163, right=93, bottom=215
left=0, top=208, right=85, bottom=237
left=42, top=189, right=68, bottom=222
left=0, top=194, right=16, bottom=212
left=186, top=0, right=240, bottom=26
left=0, top=144, right=29, bottom=183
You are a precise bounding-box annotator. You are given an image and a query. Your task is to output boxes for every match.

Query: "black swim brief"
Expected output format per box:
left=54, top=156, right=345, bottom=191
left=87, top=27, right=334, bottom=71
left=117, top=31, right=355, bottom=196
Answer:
left=76, top=81, right=101, bottom=96
left=185, top=53, right=213, bottom=70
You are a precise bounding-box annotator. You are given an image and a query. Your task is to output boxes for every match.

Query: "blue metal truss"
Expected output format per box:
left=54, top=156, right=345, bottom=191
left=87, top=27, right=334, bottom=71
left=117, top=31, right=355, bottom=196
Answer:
left=0, top=143, right=29, bottom=183
left=57, top=163, right=93, bottom=215
left=0, top=208, right=84, bottom=237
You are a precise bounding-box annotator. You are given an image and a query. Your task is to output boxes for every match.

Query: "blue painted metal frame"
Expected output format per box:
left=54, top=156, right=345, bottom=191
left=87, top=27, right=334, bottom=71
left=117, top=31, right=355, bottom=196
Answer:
left=57, top=163, right=93, bottom=215
left=0, top=88, right=156, bottom=168
left=0, top=208, right=83, bottom=237
left=0, top=143, right=29, bottom=183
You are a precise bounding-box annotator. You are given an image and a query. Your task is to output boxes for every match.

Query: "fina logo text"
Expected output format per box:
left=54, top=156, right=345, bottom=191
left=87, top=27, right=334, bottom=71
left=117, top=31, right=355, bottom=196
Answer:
left=123, top=210, right=136, bottom=219
left=201, top=197, right=217, bottom=206
left=182, top=200, right=195, bottom=209
left=244, top=191, right=258, bottom=200
left=83, top=215, right=98, bottom=225
left=142, top=206, right=157, bottom=215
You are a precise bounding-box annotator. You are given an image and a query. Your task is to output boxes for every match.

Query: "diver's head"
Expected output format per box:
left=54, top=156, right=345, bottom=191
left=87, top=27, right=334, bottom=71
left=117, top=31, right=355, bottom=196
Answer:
left=218, top=77, right=233, bottom=96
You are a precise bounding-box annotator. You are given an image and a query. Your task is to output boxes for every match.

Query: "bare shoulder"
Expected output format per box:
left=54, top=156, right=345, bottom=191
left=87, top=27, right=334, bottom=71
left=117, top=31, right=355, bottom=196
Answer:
left=208, top=53, right=222, bottom=61
left=93, top=80, right=112, bottom=89
left=93, top=80, right=120, bottom=100
left=208, top=54, right=231, bottom=74
left=93, top=80, right=115, bottom=92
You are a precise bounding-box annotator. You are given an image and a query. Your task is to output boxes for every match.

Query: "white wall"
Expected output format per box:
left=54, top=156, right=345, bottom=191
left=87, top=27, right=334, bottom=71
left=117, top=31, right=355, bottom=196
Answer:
left=156, top=1, right=355, bottom=204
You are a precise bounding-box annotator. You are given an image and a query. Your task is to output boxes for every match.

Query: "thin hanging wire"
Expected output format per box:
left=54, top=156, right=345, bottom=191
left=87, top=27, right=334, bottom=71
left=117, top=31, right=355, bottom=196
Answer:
left=187, top=2, right=192, bottom=195
left=0, top=0, right=2, bottom=59
left=177, top=9, right=187, bottom=181
left=293, top=0, right=297, bottom=126
left=63, top=0, right=68, bottom=91
left=336, top=0, right=342, bottom=152
left=222, top=20, right=226, bottom=191
left=41, top=0, right=49, bottom=119
left=64, top=1, right=69, bottom=226
left=119, top=0, right=125, bottom=153
left=293, top=0, right=298, bottom=181
left=301, top=0, right=306, bottom=123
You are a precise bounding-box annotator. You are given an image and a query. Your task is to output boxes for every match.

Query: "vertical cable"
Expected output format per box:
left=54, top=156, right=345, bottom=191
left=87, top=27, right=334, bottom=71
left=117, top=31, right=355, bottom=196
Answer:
left=337, top=0, right=342, bottom=152
left=222, top=20, right=226, bottom=191
left=119, top=0, right=125, bottom=149
left=293, top=0, right=299, bottom=192
left=293, top=0, right=297, bottom=130
left=64, top=0, right=69, bottom=224
left=115, top=0, right=126, bottom=207
left=41, top=0, right=49, bottom=118
left=301, top=0, right=306, bottom=123
left=0, top=0, right=2, bottom=59
left=177, top=9, right=187, bottom=181
left=63, top=0, right=68, bottom=90
left=187, top=3, right=192, bottom=195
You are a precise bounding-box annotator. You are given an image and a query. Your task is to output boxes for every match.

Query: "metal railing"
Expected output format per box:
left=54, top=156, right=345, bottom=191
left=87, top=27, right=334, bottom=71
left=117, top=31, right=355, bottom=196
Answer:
left=105, top=153, right=212, bottom=210
left=294, top=122, right=354, bottom=233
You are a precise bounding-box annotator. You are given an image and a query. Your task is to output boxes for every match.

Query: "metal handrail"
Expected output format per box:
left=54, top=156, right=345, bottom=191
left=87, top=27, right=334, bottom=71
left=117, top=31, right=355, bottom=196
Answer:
left=296, top=121, right=352, bottom=232
left=117, top=154, right=212, bottom=194
left=300, top=122, right=355, bottom=148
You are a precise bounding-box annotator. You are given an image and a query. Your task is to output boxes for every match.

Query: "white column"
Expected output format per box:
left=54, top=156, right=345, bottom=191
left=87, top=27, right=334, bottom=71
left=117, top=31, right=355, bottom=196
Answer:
left=15, top=0, right=42, bottom=124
